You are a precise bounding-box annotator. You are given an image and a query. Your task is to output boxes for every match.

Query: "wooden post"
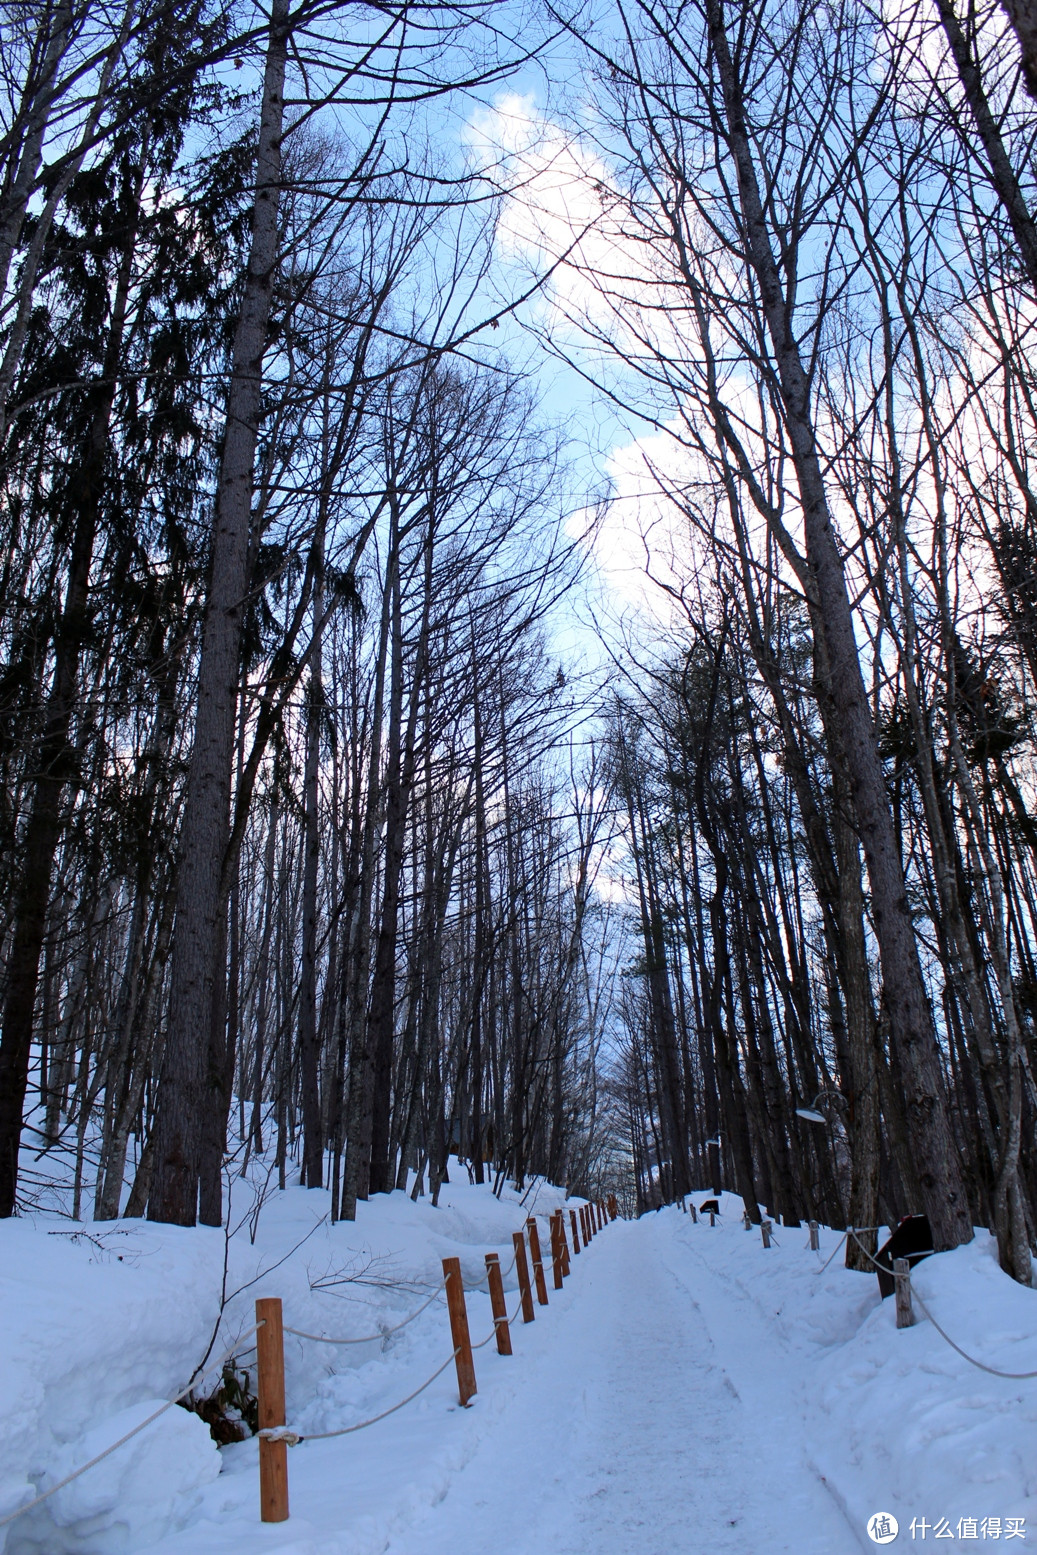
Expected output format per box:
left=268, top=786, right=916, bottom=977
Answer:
left=485, top=1253, right=512, bottom=1356
left=442, top=1257, right=477, bottom=1405
left=550, top=1213, right=564, bottom=1289
left=894, top=1258, right=914, bottom=1329
left=608, top=1193, right=618, bottom=1220
left=570, top=1207, right=581, bottom=1253
left=558, top=1210, right=571, bottom=1275
left=597, top=1201, right=605, bottom=1231
left=689, top=1202, right=698, bottom=1223
left=513, top=1231, right=535, bottom=1323
left=256, top=1296, right=289, bottom=1524
left=584, top=1204, right=592, bottom=1241
left=526, top=1217, right=549, bottom=1304
left=709, top=1210, right=715, bottom=1227
left=761, top=1219, right=772, bottom=1248
left=809, top=1220, right=819, bottom=1251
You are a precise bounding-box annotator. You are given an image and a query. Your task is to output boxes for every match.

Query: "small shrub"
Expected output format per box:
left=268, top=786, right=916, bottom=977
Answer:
left=179, top=1362, right=259, bottom=1445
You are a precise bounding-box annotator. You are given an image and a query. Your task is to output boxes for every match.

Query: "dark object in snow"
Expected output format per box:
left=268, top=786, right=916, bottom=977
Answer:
left=874, top=1214, right=933, bottom=1299
left=179, top=1362, right=258, bottom=1445
left=700, top=1199, right=720, bottom=1216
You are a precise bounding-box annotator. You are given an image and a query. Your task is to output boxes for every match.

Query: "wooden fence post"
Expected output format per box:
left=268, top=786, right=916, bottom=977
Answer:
left=689, top=1202, right=698, bottom=1223
left=761, top=1219, right=772, bottom=1248
left=442, top=1257, right=477, bottom=1405
left=550, top=1213, right=564, bottom=1289
left=485, top=1253, right=512, bottom=1356
left=526, top=1217, right=549, bottom=1304
left=709, top=1210, right=715, bottom=1227
left=894, top=1258, right=914, bottom=1329
left=256, top=1296, right=289, bottom=1524
left=513, top=1231, right=535, bottom=1323
left=558, top=1210, right=571, bottom=1275
left=809, top=1221, right=819, bottom=1251
left=608, top=1194, right=618, bottom=1220
left=583, top=1204, right=592, bottom=1241
left=598, top=1201, right=605, bottom=1231
left=570, top=1207, right=581, bottom=1253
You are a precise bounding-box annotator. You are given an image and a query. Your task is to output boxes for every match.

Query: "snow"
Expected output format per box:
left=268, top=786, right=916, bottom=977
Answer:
left=11, top=1403, right=220, bottom=1555
left=1, top=1178, right=1035, bottom=1553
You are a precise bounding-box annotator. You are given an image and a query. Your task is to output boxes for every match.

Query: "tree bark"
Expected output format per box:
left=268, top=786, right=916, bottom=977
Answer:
left=703, top=0, right=972, bottom=1250
left=0, top=149, right=142, bottom=1217
left=148, top=0, right=289, bottom=1225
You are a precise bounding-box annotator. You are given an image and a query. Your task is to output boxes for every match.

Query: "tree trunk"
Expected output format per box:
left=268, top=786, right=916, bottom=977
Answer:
left=147, top=0, right=289, bottom=1225
left=0, top=150, right=141, bottom=1216
left=704, top=0, right=971, bottom=1249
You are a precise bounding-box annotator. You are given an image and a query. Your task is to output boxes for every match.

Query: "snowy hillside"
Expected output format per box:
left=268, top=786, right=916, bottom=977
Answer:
left=1, top=1182, right=1035, bottom=1553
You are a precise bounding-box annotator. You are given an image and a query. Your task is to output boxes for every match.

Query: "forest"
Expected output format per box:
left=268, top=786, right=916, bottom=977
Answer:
left=1, top=0, right=1037, bottom=1294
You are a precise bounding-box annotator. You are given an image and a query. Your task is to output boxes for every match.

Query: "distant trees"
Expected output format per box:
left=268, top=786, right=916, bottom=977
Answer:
left=536, top=0, right=1037, bottom=1277
left=0, top=0, right=618, bottom=1230
left=10, top=0, right=1037, bottom=1284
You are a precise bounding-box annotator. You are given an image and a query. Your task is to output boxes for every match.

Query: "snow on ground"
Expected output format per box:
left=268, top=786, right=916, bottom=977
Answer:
left=1, top=1178, right=1035, bottom=1554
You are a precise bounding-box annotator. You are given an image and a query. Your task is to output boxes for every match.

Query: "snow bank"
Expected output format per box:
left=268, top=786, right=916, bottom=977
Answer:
left=9, top=1402, right=220, bottom=1555
left=0, top=1165, right=578, bottom=1554
left=4, top=1173, right=1034, bottom=1554
left=674, top=1191, right=1037, bottom=1542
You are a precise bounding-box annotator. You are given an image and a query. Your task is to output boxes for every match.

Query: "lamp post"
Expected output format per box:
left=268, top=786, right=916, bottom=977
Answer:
left=705, top=1134, right=722, bottom=1193
left=795, top=1089, right=844, bottom=1125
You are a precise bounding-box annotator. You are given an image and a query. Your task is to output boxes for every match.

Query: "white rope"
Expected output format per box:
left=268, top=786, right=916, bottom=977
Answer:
left=286, top=1226, right=525, bottom=1343
left=814, top=1231, right=849, bottom=1273
left=847, top=1229, right=1037, bottom=1380
left=293, top=1350, right=461, bottom=1440
left=301, top=1218, right=577, bottom=1433
left=908, top=1287, right=1037, bottom=1379
left=462, top=1238, right=522, bottom=1291
left=0, top=1324, right=263, bottom=1531
left=810, top=1226, right=880, bottom=1275
left=284, top=1288, right=443, bottom=1345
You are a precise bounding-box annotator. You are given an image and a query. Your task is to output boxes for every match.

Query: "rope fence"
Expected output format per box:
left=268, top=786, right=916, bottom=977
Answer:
left=283, top=1350, right=461, bottom=1442
left=0, top=1195, right=619, bottom=1533
left=684, top=1197, right=1037, bottom=1382
left=690, top=1203, right=1037, bottom=1381
left=253, top=1195, right=618, bottom=1520
left=843, top=1227, right=1037, bottom=1380
left=283, top=1286, right=444, bottom=1345
left=12, top=1189, right=1030, bottom=1535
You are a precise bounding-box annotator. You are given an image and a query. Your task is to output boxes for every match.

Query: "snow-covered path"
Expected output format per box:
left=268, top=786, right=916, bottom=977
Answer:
left=382, top=1213, right=855, bottom=1555
left=11, top=1187, right=1032, bottom=1555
